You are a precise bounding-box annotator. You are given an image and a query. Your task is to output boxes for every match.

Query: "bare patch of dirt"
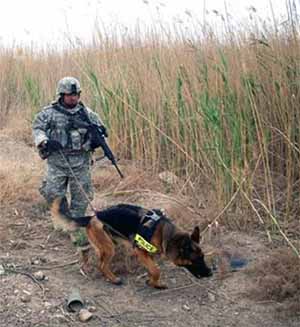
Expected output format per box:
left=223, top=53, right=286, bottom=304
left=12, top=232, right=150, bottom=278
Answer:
left=0, top=136, right=299, bottom=327
left=246, top=247, right=300, bottom=316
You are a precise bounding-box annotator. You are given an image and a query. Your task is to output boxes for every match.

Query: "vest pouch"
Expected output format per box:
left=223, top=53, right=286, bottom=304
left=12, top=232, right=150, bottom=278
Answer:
left=70, top=130, right=82, bottom=150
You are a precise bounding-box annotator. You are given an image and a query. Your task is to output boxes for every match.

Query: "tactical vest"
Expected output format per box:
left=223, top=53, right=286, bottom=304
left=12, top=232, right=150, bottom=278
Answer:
left=47, top=102, right=91, bottom=153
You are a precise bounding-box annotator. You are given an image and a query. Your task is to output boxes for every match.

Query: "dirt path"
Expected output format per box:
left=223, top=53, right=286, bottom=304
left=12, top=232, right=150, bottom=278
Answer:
left=0, top=137, right=299, bottom=327
left=1, top=202, right=299, bottom=327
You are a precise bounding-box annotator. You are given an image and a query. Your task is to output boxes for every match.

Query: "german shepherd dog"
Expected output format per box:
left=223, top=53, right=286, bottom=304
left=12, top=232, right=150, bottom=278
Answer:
left=51, top=198, right=212, bottom=289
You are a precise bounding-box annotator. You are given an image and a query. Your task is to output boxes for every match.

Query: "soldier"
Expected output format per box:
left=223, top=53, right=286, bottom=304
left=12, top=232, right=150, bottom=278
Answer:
left=32, top=76, right=105, bottom=263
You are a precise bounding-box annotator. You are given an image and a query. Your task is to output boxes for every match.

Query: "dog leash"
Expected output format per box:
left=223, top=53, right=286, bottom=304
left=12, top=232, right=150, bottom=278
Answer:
left=57, top=150, right=130, bottom=242
left=58, top=150, right=97, bottom=214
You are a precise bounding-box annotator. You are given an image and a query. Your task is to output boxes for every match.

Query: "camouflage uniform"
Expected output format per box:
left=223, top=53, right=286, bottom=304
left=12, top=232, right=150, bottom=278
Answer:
left=32, top=77, right=104, bottom=249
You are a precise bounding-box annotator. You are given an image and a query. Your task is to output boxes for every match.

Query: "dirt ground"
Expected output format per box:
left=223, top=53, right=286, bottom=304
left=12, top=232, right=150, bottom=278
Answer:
left=0, top=136, right=299, bottom=327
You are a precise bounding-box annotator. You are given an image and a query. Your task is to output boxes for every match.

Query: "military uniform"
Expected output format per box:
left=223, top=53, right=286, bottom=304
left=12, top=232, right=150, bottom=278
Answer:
left=32, top=77, right=104, bottom=249
left=33, top=101, right=103, bottom=215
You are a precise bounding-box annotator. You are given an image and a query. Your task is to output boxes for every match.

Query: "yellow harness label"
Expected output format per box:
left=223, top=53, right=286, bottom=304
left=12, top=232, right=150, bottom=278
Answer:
left=134, top=234, right=158, bottom=254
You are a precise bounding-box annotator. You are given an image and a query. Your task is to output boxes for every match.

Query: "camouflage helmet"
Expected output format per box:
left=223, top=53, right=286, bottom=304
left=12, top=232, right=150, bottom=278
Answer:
left=56, top=77, right=81, bottom=96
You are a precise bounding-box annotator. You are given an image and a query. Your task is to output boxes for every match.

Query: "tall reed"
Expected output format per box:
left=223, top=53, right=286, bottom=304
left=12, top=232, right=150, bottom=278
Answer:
left=0, top=6, right=299, bottom=233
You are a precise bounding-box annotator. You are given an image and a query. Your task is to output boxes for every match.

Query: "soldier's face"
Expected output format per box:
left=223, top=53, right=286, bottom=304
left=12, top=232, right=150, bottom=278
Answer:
left=63, top=93, right=80, bottom=108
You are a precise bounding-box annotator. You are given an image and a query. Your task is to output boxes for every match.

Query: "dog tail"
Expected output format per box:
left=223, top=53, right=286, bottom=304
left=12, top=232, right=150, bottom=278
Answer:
left=50, top=197, right=93, bottom=231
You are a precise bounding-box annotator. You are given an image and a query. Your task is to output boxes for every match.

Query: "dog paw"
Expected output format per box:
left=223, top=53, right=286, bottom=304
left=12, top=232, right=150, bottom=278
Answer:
left=112, top=277, right=123, bottom=286
left=80, top=264, right=93, bottom=275
left=146, top=280, right=168, bottom=289
left=155, top=284, right=168, bottom=290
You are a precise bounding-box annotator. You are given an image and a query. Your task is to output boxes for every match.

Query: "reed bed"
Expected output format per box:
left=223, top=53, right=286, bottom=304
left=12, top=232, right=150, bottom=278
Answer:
left=0, top=4, right=299, bottom=242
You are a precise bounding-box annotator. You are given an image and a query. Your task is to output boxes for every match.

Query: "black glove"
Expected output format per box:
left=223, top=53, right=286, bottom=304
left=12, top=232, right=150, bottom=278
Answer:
left=40, top=140, right=63, bottom=152
left=48, top=140, right=63, bottom=151
left=37, top=140, right=62, bottom=160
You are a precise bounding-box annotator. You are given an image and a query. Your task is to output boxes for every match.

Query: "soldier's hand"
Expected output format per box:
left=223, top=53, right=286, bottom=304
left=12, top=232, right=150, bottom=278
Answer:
left=46, top=140, right=63, bottom=152
left=99, top=125, right=108, bottom=137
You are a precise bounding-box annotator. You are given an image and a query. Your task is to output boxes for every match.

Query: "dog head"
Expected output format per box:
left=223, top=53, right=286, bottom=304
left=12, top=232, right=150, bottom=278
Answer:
left=168, top=226, right=212, bottom=278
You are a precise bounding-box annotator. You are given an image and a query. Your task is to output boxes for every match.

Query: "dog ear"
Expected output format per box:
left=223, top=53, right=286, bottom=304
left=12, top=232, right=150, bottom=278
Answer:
left=191, top=226, right=200, bottom=243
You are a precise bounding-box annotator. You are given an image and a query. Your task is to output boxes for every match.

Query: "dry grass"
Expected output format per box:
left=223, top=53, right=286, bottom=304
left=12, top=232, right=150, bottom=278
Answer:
left=0, top=158, right=41, bottom=205
left=92, top=162, right=165, bottom=195
left=247, top=247, right=300, bottom=316
left=2, top=113, right=34, bottom=146
left=0, top=129, right=43, bottom=205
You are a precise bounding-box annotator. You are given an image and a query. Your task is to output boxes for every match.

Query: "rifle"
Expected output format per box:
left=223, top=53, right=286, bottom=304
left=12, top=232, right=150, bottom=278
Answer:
left=68, top=113, right=124, bottom=179
left=89, top=124, right=124, bottom=179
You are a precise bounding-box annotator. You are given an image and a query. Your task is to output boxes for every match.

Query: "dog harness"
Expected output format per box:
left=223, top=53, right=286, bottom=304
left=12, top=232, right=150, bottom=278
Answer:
left=134, top=209, right=163, bottom=254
